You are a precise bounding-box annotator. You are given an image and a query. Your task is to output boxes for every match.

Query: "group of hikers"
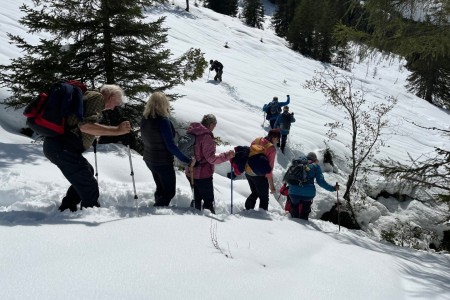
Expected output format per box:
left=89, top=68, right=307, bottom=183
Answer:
left=43, top=75, right=338, bottom=221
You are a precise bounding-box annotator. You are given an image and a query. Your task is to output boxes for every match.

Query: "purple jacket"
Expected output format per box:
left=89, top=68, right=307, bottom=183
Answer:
left=185, top=122, right=230, bottom=179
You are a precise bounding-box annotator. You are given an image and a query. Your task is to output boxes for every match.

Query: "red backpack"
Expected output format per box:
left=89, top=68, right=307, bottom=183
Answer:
left=23, top=80, right=87, bottom=137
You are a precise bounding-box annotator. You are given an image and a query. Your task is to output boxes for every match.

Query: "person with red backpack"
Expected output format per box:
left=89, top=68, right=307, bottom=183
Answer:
left=43, top=84, right=131, bottom=212
left=244, top=128, right=280, bottom=211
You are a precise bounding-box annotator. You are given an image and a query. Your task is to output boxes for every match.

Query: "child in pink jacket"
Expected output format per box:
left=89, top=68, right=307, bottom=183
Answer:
left=185, top=114, right=234, bottom=213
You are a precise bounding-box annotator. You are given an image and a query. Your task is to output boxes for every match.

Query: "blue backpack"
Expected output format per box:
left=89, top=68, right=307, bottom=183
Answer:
left=265, top=101, right=281, bottom=120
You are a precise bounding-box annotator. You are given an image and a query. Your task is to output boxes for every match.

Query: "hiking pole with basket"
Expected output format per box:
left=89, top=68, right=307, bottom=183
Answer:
left=127, top=145, right=139, bottom=216
left=336, top=182, right=341, bottom=232
left=189, top=164, right=195, bottom=208
left=230, top=164, right=234, bottom=214
left=93, top=137, right=99, bottom=181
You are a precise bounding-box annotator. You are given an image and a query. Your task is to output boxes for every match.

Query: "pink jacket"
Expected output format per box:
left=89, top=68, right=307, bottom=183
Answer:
left=185, top=122, right=231, bottom=179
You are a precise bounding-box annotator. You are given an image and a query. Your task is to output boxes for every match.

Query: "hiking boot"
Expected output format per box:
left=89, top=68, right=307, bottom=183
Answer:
left=203, top=203, right=216, bottom=214
left=80, top=201, right=100, bottom=210
left=59, top=201, right=77, bottom=212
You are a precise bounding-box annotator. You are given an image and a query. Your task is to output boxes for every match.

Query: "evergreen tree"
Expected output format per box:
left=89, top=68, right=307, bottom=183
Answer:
left=205, top=0, right=238, bottom=16
left=341, top=0, right=450, bottom=107
left=0, top=0, right=207, bottom=123
left=271, top=0, right=299, bottom=38
left=286, top=0, right=317, bottom=56
left=243, top=0, right=265, bottom=29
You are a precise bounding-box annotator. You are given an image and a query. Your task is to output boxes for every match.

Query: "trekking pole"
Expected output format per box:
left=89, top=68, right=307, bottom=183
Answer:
left=230, top=164, right=234, bottom=214
left=262, top=113, right=265, bottom=127
left=207, top=69, right=210, bottom=80
left=127, top=145, right=139, bottom=216
left=336, top=182, right=341, bottom=232
left=189, top=164, right=195, bottom=208
left=93, top=138, right=98, bottom=181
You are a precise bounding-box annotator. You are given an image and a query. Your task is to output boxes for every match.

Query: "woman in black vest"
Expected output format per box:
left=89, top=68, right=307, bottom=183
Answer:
left=140, top=91, right=195, bottom=206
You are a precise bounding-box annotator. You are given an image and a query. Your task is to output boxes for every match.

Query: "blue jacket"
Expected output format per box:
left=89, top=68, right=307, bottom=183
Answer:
left=274, top=111, right=295, bottom=135
left=288, top=163, right=335, bottom=200
left=262, top=97, right=290, bottom=121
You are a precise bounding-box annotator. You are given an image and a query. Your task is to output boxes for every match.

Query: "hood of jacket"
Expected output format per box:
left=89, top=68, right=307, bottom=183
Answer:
left=186, top=122, right=211, bottom=137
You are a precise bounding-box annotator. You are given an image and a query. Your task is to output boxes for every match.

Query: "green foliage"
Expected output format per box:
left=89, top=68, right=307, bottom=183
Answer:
left=381, top=218, right=438, bottom=251
left=340, top=0, right=450, bottom=107
left=271, top=0, right=298, bottom=37
left=243, top=0, right=265, bottom=29
left=204, top=0, right=238, bottom=16
left=0, top=0, right=205, bottom=127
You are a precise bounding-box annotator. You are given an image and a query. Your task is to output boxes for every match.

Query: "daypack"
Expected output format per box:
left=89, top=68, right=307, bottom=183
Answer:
left=177, top=133, right=196, bottom=165
left=279, top=112, right=292, bottom=130
left=230, top=145, right=250, bottom=176
left=283, top=158, right=311, bottom=186
left=245, top=138, right=272, bottom=176
left=23, top=80, right=87, bottom=137
left=265, top=101, right=281, bottom=119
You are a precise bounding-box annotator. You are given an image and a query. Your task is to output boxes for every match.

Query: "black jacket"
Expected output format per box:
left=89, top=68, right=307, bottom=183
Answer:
left=210, top=60, right=223, bottom=72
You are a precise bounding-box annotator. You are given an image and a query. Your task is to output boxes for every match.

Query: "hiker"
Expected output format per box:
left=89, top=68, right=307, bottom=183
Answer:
left=263, top=95, right=290, bottom=129
left=209, top=59, right=223, bottom=82
left=185, top=114, right=234, bottom=214
left=140, top=91, right=196, bottom=207
left=284, top=152, right=339, bottom=220
left=274, top=105, right=295, bottom=153
left=43, top=84, right=131, bottom=212
left=244, top=128, right=281, bottom=211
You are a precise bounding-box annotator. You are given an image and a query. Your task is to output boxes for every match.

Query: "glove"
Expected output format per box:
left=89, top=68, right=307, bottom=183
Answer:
left=286, top=95, right=290, bottom=100
left=291, top=112, right=294, bottom=116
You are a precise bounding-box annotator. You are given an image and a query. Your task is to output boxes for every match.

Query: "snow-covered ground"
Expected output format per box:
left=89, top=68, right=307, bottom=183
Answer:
left=0, top=0, right=449, bottom=299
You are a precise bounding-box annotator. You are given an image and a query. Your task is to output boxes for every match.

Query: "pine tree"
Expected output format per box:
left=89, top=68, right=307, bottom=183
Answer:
left=243, top=0, right=265, bottom=29
left=271, top=0, right=299, bottom=38
left=205, top=0, right=238, bottom=16
left=0, top=0, right=207, bottom=121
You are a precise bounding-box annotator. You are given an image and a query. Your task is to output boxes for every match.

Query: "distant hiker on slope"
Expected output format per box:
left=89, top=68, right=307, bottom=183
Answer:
left=274, top=105, right=295, bottom=154
left=283, top=152, right=339, bottom=220
left=244, top=128, right=281, bottom=211
left=140, top=91, right=196, bottom=207
left=209, top=59, right=223, bottom=82
left=263, top=95, right=290, bottom=129
left=44, top=84, right=131, bottom=212
left=185, top=114, right=234, bottom=214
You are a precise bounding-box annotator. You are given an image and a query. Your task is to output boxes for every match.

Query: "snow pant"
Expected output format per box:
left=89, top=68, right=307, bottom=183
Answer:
left=145, top=162, right=176, bottom=207
left=289, top=195, right=313, bottom=220
left=188, top=176, right=215, bottom=213
left=245, top=173, right=269, bottom=210
left=214, top=69, right=223, bottom=82
left=280, top=134, right=288, bottom=153
left=269, top=119, right=276, bottom=129
left=43, top=137, right=99, bottom=211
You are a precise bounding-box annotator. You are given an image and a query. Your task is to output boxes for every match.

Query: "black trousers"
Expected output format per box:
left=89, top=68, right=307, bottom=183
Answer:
left=245, top=174, right=269, bottom=210
left=214, top=69, right=223, bottom=82
left=188, top=176, right=215, bottom=211
left=146, top=162, right=176, bottom=206
left=280, top=134, right=288, bottom=153
left=43, top=137, right=99, bottom=209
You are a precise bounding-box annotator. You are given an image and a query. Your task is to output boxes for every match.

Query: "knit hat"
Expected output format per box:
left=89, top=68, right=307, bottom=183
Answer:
left=267, top=128, right=281, bottom=140
left=307, top=152, right=318, bottom=162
